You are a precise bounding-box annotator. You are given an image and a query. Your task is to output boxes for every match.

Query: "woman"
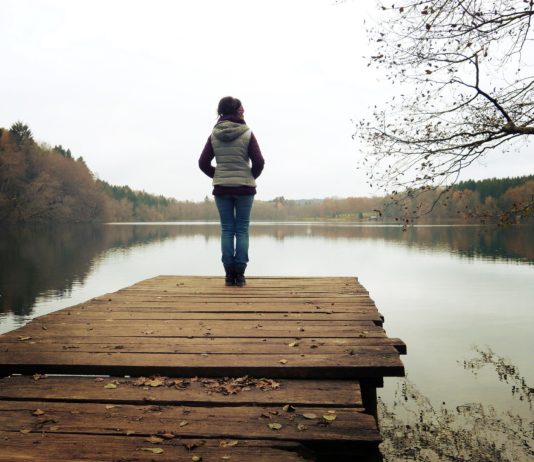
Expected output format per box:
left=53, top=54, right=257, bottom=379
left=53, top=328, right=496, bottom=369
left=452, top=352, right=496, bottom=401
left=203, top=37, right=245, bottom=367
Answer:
left=199, top=96, right=265, bottom=286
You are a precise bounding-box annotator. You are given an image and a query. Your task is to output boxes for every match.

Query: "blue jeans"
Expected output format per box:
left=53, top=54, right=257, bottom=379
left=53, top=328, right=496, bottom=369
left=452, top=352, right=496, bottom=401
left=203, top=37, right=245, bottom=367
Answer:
left=214, top=195, right=254, bottom=270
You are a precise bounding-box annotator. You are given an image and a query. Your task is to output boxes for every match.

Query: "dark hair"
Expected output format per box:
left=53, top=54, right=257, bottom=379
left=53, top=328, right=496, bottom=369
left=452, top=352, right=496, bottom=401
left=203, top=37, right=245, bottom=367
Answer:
left=217, top=96, right=242, bottom=116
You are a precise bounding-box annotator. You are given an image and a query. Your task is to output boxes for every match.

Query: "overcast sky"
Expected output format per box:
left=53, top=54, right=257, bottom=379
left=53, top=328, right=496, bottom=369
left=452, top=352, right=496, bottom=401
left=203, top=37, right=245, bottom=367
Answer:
left=1, top=0, right=533, bottom=201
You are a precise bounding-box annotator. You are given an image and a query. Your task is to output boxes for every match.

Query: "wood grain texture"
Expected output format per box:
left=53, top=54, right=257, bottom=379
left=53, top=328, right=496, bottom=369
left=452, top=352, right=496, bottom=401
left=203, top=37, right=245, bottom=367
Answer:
left=0, top=276, right=405, bottom=460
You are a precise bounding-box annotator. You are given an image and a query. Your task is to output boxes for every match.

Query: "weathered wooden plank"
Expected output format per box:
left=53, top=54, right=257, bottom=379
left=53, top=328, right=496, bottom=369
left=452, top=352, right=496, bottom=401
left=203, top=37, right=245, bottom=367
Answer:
left=0, top=350, right=403, bottom=378
left=4, top=324, right=387, bottom=339
left=123, top=290, right=368, bottom=296
left=42, top=311, right=383, bottom=322
left=0, top=375, right=363, bottom=407
left=56, top=302, right=379, bottom=313
left=23, top=319, right=379, bottom=329
left=0, top=400, right=381, bottom=443
left=0, top=432, right=313, bottom=462
left=0, top=336, right=406, bottom=354
left=97, top=296, right=372, bottom=303
left=0, top=343, right=397, bottom=358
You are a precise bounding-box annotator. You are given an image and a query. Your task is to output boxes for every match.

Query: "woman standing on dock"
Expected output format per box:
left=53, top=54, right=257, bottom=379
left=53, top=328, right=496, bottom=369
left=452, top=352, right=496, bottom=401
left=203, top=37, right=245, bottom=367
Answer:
left=199, top=96, right=265, bottom=287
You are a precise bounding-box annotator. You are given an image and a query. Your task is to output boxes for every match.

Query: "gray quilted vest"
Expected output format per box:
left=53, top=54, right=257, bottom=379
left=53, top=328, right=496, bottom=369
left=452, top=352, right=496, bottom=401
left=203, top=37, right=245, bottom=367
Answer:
left=211, top=120, right=256, bottom=187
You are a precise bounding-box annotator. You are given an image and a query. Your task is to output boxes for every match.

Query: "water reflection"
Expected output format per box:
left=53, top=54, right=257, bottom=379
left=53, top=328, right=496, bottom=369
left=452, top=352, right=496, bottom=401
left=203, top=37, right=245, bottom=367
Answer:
left=0, top=223, right=532, bottom=317
left=0, top=224, right=178, bottom=316
left=378, top=348, right=533, bottom=462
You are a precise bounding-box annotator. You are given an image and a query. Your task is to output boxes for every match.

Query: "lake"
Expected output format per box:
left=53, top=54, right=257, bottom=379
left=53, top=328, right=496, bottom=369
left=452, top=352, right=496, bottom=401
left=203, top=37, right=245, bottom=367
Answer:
left=1, top=223, right=533, bottom=461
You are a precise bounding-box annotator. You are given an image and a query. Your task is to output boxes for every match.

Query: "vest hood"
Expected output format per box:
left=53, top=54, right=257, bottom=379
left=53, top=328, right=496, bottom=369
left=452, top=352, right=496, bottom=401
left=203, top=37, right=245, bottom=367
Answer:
left=212, top=120, right=250, bottom=142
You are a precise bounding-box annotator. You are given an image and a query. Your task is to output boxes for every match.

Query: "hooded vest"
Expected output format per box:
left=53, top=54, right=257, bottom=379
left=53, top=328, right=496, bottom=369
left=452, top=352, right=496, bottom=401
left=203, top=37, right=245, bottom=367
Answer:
left=211, top=120, right=256, bottom=188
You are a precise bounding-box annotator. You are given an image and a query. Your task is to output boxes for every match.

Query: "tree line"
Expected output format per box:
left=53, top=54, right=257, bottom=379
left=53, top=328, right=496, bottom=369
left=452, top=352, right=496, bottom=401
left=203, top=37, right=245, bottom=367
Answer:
left=1, top=123, right=532, bottom=223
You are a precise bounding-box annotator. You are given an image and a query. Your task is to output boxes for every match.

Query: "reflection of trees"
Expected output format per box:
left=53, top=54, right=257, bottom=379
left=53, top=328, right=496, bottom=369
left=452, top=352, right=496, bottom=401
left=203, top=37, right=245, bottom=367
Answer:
left=249, top=224, right=534, bottom=263
left=378, top=349, right=533, bottom=462
left=0, top=225, right=178, bottom=316
left=1, top=224, right=532, bottom=317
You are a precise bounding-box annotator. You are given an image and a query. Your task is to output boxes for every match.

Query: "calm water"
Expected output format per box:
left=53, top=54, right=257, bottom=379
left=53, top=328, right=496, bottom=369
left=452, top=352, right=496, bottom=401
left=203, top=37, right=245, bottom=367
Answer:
left=1, top=223, right=533, bottom=460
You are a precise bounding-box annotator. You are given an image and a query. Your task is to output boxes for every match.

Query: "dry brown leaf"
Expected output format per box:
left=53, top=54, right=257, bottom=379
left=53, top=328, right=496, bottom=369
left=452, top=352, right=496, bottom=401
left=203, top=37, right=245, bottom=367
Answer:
left=179, top=420, right=189, bottom=427
left=145, top=377, right=165, bottom=387
left=183, top=440, right=205, bottom=450
left=282, top=404, right=296, bottom=412
left=297, top=423, right=307, bottom=431
left=32, top=409, right=45, bottom=416
left=17, top=336, right=32, bottom=341
left=145, top=436, right=164, bottom=444
left=288, top=342, right=299, bottom=347
left=219, top=440, right=238, bottom=447
left=279, top=359, right=288, bottom=364
left=32, top=373, right=46, bottom=381
left=158, top=432, right=176, bottom=439
left=19, top=429, right=31, bottom=434
left=140, top=447, right=164, bottom=454
left=268, top=422, right=282, bottom=430
left=105, top=405, right=116, bottom=410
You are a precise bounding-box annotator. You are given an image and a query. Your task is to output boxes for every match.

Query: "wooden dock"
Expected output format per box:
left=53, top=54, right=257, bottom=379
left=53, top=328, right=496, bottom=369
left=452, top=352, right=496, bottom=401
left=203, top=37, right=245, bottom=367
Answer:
left=0, top=276, right=406, bottom=461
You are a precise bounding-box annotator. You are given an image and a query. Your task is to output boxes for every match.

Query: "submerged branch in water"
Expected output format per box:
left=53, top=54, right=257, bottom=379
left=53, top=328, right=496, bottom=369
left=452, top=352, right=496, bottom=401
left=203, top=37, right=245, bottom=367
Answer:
left=379, top=348, right=533, bottom=461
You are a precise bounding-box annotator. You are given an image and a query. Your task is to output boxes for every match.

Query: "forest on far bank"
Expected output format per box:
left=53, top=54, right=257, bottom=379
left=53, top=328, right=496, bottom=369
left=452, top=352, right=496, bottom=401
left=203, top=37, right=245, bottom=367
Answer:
left=1, top=123, right=533, bottom=224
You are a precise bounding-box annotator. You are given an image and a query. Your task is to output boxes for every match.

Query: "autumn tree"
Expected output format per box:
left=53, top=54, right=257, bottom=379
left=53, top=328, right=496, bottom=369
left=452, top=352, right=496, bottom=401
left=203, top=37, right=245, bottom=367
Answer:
left=357, top=0, right=534, bottom=221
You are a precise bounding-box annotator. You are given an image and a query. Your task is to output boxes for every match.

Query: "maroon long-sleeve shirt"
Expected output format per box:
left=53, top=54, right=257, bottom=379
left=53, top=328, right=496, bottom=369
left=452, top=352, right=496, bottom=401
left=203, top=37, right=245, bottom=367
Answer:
left=198, top=115, right=265, bottom=196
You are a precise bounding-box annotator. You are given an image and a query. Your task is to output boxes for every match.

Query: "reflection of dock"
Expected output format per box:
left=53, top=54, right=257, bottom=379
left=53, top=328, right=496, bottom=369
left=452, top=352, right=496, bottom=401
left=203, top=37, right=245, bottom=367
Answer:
left=0, top=276, right=406, bottom=461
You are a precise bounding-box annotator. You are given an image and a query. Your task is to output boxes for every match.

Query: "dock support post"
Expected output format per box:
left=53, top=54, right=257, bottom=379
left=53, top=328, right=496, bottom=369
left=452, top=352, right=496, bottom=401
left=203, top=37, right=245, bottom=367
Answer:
left=360, top=378, right=382, bottom=420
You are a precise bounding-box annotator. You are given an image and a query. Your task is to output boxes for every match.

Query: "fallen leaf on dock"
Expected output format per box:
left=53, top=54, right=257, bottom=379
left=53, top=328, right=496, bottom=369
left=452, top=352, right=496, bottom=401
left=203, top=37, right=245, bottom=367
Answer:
left=140, top=447, right=164, bottom=454
left=32, top=409, right=45, bottom=416
left=297, top=423, right=307, bottom=431
left=179, top=420, right=189, bottom=427
left=104, top=383, right=117, bottom=389
left=32, top=373, right=46, bottom=381
left=268, top=423, right=282, bottom=430
left=145, top=377, right=165, bottom=387
left=302, top=413, right=317, bottom=420
left=145, top=436, right=164, bottom=444
left=219, top=440, right=238, bottom=447
left=288, top=342, right=299, bottom=347
left=279, top=359, right=288, bottom=364
left=17, top=336, right=32, bottom=341
left=283, top=404, right=296, bottom=412
left=182, top=440, right=205, bottom=450
left=323, top=414, right=337, bottom=422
